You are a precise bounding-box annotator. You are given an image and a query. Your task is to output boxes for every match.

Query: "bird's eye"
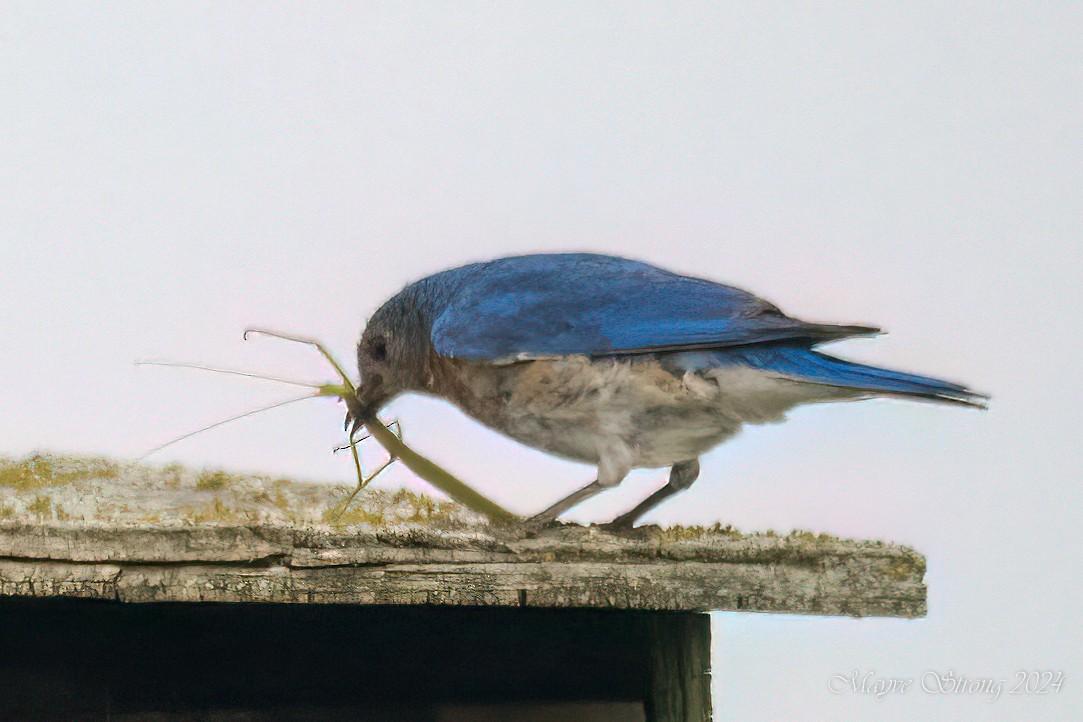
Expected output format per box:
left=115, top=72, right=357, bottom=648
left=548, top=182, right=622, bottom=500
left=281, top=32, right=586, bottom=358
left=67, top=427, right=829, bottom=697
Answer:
left=370, top=339, right=388, bottom=362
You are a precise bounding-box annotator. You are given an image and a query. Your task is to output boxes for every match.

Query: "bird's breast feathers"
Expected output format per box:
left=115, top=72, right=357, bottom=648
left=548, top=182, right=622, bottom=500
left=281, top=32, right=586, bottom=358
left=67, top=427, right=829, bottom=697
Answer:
left=428, top=353, right=843, bottom=468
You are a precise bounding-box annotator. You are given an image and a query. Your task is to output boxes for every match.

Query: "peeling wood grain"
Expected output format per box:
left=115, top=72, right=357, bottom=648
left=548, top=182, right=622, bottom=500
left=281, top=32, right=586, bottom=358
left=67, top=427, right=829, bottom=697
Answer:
left=0, top=522, right=926, bottom=616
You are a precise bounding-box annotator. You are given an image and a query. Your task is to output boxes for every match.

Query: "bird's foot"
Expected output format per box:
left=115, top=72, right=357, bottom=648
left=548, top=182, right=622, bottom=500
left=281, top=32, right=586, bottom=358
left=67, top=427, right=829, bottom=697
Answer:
left=598, top=512, right=637, bottom=533
left=515, top=513, right=567, bottom=539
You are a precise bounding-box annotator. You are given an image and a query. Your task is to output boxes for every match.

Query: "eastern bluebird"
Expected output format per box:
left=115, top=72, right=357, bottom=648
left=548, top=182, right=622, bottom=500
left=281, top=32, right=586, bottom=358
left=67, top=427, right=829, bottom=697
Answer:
left=350, top=253, right=985, bottom=528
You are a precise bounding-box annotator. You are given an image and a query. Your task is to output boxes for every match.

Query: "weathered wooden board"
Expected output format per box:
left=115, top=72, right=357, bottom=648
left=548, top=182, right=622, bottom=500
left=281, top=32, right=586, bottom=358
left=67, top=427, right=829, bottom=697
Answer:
left=0, top=454, right=927, bottom=617
left=0, top=522, right=925, bottom=616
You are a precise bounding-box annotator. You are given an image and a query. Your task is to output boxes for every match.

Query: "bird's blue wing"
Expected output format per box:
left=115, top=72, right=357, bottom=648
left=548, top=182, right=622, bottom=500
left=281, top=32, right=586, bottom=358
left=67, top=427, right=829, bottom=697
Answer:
left=429, top=254, right=877, bottom=361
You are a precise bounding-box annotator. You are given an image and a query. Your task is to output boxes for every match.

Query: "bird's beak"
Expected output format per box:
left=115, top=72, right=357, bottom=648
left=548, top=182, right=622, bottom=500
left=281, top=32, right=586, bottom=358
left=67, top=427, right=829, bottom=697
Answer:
left=343, top=390, right=366, bottom=435
left=343, top=379, right=394, bottom=435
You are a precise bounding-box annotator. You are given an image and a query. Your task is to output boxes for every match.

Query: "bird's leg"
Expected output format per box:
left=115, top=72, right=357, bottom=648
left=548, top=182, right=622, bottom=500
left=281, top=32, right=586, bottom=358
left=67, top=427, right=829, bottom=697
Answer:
left=527, top=479, right=607, bottom=525
left=605, top=459, right=701, bottom=530
left=528, top=449, right=632, bottom=526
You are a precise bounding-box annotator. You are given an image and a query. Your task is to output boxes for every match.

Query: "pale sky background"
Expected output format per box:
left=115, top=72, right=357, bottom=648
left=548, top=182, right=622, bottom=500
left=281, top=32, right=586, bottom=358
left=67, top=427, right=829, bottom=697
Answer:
left=1, top=2, right=1080, bottom=719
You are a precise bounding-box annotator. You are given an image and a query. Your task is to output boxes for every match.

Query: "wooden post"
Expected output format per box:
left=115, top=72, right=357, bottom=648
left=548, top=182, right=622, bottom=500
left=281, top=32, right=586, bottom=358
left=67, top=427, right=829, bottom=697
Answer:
left=646, top=613, right=712, bottom=722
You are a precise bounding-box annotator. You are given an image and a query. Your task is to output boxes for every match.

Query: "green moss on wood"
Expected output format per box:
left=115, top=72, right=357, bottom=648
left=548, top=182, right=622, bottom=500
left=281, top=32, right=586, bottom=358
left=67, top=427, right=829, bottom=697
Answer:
left=194, top=469, right=231, bottom=491
left=0, top=453, right=119, bottom=491
left=27, top=495, right=52, bottom=520
left=883, top=552, right=926, bottom=581
left=656, top=523, right=745, bottom=541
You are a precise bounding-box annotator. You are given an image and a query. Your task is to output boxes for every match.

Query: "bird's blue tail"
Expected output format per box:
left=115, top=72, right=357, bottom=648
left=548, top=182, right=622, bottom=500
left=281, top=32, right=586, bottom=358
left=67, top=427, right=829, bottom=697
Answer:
left=707, top=345, right=988, bottom=408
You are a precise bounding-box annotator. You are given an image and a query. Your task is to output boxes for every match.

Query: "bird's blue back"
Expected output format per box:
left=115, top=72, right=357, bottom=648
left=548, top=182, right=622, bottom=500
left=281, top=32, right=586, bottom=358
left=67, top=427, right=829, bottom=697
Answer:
left=408, top=253, right=983, bottom=407
left=427, top=253, right=875, bottom=361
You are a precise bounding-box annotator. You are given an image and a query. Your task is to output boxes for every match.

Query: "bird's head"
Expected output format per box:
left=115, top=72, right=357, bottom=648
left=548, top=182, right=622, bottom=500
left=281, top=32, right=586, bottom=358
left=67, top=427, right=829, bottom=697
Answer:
left=353, top=289, right=434, bottom=419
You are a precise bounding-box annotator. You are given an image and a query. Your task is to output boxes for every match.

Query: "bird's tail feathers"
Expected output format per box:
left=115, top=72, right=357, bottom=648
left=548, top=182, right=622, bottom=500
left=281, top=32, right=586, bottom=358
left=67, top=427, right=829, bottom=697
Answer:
left=802, top=322, right=882, bottom=344
left=722, top=346, right=989, bottom=409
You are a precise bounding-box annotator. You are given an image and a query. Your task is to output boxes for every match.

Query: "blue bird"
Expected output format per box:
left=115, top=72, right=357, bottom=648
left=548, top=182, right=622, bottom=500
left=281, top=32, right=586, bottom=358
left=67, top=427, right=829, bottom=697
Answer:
left=352, top=253, right=986, bottom=527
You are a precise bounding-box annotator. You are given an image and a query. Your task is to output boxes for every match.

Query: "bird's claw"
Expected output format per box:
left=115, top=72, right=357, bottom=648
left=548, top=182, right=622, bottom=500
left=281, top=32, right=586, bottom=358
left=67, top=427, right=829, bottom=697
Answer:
left=598, top=511, right=639, bottom=532
left=515, top=514, right=566, bottom=539
left=597, top=519, right=636, bottom=534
